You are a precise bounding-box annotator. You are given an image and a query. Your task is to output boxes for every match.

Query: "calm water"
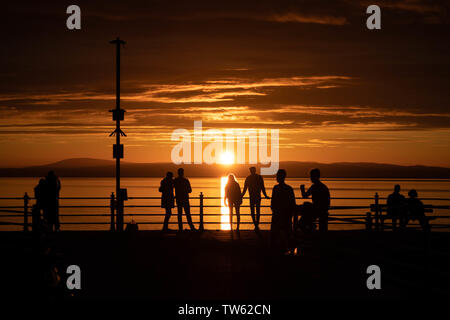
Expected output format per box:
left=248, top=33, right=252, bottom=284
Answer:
left=0, top=177, right=449, bottom=231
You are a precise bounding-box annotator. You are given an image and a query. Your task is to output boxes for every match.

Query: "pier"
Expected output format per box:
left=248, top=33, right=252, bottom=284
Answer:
left=1, top=194, right=450, bottom=231
left=1, top=194, right=449, bottom=300
left=1, top=229, right=450, bottom=300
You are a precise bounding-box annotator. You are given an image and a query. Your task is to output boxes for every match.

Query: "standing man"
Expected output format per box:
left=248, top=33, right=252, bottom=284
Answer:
left=173, top=168, right=196, bottom=231
left=45, top=170, right=61, bottom=232
left=300, top=168, right=330, bottom=232
left=270, top=169, right=296, bottom=253
left=242, top=167, right=270, bottom=230
left=159, top=171, right=175, bottom=232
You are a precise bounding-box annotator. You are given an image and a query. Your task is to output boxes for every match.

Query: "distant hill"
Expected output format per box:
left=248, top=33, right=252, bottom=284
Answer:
left=0, top=158, right=450, bottom=178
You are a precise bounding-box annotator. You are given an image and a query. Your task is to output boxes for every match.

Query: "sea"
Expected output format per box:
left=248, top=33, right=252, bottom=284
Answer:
left=0, top=177, right=449, bottom=231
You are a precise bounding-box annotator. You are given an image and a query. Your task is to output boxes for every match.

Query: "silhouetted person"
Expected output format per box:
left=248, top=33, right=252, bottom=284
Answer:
left=270, top=169, right=296, bottom=253
left=242, top=167, right=269, bottom=231
left=225, top=174, right=242, bottom=231
left=300, top=168, right=330, bottom=232
left=34, top=178, right=47, bottom=213
left=33, top=178, right=47, bottom=232
left=406, top=189, right=430, bottom=232
left=173, top=168, right=196, bottom=231
left=159, top=171, right=175, bottom=231
left=386, top=184, right=407, bottom=230
left=44, top=171, right=61, bottom=232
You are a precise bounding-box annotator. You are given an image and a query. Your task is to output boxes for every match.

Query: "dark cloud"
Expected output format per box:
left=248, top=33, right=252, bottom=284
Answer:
left=0, top=1, right=449, bottom=153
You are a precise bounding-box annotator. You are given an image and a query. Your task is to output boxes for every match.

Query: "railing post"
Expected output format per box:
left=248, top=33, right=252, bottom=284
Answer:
left=110, top=192, right=116, bottom=231
left=366, top=211, right=372, bottom=231
left=23, top=192, right=30, bottom=232
left=117, top=200, right=124, bottom=232
left=374, top=192, right=379, bottom=230
left=199, top=192, right=204, bottom=231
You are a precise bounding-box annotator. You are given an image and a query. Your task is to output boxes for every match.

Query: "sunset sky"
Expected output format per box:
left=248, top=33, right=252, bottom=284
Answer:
left=1, top=0, right=449, bottom=167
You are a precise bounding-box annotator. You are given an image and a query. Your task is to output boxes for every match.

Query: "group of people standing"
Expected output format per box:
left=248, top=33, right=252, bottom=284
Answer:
left=159, top=168, right=196, bottom=231
left=33, top=171, right=62, bottom=232
left=159, top=167, right=331, bottom=248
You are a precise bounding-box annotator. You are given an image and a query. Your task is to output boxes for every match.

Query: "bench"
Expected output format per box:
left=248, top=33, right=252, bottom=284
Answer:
left=367, top=203, right=435, bottom=231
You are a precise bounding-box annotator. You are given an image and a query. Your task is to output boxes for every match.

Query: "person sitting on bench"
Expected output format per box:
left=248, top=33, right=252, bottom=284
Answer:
left=300, top=168, right=330, bottom=232
left=386, top=184, right=407, bottom=230
left=406, top=189, right=430, bottom=232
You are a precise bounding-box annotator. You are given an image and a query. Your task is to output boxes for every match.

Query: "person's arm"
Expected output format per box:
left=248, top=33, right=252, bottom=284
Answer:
left=386, top=195, right=393, bottom=207
left=418, top=200, right=425, bottom=215
left=187, top=179, right=192, bottom=193
left=270, top=187, right=277, bottom=211
left=301, top=185, right=311, bottom=198
left=242, top=178, right=248, bottom=197
left=326, top=187, right=331, bottom=209
left=289, top=187, right=296, bottom=216
left=236, top=183, right=242, bottom=203
left=57, top=179, right=61, bottom=198
left=224, top=188, right=229, bottom=206
left=159, top=180, right=163, bottom=193
left=260, top=176, right=269, bottom=198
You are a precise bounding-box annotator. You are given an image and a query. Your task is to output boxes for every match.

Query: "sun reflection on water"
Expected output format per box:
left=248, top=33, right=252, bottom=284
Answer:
left=220, top=176, right=231, bottom=230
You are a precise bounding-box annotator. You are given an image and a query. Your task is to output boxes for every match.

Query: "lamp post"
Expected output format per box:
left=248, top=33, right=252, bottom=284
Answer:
left=109, top=37, right=126, bottom=231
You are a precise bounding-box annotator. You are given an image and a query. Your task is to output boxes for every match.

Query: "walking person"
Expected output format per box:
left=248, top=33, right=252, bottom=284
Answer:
left=300, top=168, right=330, bottom=232
left=224, top=174, right=242, bottom=231
left=159, top=171, right=175, bottom=231
left=242, top=167, right=269, bottom=230
left=270, top=169, right=296, bottom=253
left=173, top=168, right=196, bottom=231
left=44, top=171, right=61, bottom=232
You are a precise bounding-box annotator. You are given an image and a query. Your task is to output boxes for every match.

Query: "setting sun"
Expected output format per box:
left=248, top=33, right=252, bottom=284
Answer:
left=218, top=151, right=234, bottom=165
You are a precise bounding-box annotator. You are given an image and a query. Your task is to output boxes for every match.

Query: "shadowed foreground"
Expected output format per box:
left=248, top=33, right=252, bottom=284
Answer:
left=1, top=230, right=449, bottom=300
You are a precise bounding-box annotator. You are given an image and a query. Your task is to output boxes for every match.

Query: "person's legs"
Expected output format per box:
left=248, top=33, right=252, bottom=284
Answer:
left=236, top=205, right=240, bottom=231
left=270, top=217, right=280, bottom=251
left=55, top=201, right=60, bottom=231
left=293, top=205, right=300, bottom=231
left=43, top=207, right=49, bottom=225
left=249, top=199, right=257, bottom=228
left=184, top=204, right=196, bottom=230
left=229, top=204, right=233, bottom=230
left=319, top=211, right=328, bottom=232
left=48, top=205, right=57, bottom=232
left=400, top=215, right=408, bottom=229
left=163, top=207, right=172, bottom=230
left=177, top=203, right=183, bottom=231
left=255, top=199, right=261, bottom=228
left=418, top=216, right=430, bottom=232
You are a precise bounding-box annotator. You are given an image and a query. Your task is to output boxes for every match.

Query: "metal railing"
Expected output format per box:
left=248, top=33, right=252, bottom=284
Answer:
left=0, top=192, right=450, bottom=231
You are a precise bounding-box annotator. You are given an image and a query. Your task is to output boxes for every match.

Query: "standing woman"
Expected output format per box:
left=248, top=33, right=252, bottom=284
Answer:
left=225, top=174, right=242, bottom=231
left=159, top=171, right=175, bottom=231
